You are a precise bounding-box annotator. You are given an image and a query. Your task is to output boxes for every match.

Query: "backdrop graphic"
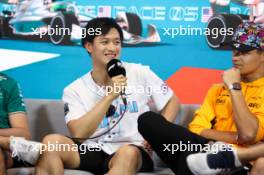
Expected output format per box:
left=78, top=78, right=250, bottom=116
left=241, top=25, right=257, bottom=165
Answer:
left=0, top=0, right=248, bottom=104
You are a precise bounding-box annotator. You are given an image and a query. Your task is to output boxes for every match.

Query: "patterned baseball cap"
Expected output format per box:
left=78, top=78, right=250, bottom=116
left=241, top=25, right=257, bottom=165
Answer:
left=231, top=22, right=264, bottom=52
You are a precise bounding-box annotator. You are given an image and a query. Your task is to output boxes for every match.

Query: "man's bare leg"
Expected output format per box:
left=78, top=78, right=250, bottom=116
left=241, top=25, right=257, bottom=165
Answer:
left=236, top=143, right=264, bottom=163
left=235, top=144, right=264, bottom=175
left=0, top=148, right=7, bottom=175
left=108, top=145, right=143, bottom=175
left=35, top=134, right=80, bottom=175
left=250, top=157, right=264, bottom=175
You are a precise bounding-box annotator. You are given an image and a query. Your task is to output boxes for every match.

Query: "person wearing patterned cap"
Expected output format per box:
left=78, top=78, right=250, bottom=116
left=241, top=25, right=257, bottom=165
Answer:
left=186, top=22, right=264, bottom=175
left=137, top=21, right=264, bottom=175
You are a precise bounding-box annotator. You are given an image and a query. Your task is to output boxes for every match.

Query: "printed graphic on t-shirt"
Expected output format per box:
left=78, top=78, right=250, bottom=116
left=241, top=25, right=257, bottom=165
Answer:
left=99, top=101, right=138, bottom=129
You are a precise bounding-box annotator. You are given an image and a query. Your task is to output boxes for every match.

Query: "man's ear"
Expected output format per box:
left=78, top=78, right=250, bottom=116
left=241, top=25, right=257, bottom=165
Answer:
left=84, top=42, right=92, bottom=53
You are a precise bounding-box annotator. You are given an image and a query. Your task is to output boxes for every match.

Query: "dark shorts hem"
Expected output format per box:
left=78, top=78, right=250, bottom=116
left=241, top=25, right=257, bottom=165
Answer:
left=73, top=140, right=153, bottom=175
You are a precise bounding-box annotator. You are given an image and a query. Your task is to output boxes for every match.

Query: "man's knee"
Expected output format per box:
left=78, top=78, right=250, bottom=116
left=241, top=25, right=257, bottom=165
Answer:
left=113, top=145, right=141, bottom=164
left=42, top=134, right=66, bottom=145
left=138, top=111, right=159, bottom=134
left=40, top=134, right=67, bottom=155
left=253, top=157, right=264, bottom=172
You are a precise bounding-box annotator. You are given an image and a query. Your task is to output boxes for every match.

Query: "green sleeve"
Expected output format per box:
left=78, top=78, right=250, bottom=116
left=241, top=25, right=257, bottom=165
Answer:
left=6, top=78, right=26, bottom=114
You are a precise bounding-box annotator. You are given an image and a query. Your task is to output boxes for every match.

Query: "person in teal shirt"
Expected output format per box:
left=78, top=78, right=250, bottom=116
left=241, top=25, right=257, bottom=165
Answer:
left=0, top=73, right=31, bottom=174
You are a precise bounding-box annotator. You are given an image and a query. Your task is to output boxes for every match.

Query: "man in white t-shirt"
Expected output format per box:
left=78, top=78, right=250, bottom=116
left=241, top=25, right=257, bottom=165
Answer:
left=34, top=17, right=180, bottom=175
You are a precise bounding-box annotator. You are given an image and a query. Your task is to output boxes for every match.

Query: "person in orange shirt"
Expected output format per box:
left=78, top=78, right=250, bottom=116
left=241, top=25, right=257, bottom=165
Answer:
left=138, top=21, right=264, bottom=175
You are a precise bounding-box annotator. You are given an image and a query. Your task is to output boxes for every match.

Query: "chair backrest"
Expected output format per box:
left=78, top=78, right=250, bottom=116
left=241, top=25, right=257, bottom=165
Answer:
left=176, top=104, right=200, bottom=127
left=24, top=98, right=200, bottom=142
left=24, top=99, right=70, bottom=141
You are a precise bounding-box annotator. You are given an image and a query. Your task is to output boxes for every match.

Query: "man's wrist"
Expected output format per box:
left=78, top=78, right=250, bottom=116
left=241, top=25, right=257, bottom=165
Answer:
left=228, top=82, right=242, bottom=91
left=104, top=95, right=116, bottom=102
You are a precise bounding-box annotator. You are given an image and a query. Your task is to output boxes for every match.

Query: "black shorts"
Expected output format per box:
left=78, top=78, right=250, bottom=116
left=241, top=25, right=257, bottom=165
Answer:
left=74, top=141, right=154, bottom=175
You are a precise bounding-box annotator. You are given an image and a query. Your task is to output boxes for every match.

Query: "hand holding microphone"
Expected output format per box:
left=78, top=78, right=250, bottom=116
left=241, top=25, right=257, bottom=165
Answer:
left=108, top=75, right=127, bottom=99
left=106, top=59, right=127, bottom=105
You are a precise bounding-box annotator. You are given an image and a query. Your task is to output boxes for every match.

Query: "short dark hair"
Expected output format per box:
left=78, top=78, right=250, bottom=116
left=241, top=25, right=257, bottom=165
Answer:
left=81, top=17, right=124, bottom=47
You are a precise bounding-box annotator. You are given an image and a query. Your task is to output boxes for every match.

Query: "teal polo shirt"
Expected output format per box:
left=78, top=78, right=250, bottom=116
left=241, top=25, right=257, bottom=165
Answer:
left=0, top=73, right=26, bottom=129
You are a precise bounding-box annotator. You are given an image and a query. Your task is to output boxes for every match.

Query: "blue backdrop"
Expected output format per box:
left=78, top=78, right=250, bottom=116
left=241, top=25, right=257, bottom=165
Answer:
left=0, top=0, right=248, bottom=103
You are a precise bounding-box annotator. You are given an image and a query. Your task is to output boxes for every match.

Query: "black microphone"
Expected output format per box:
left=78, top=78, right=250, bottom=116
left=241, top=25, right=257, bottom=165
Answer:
left=106, top=59, right=126, bottom=77
left=106, top=104, right=116, bottom=117
left=106, top=59, right=127, bottom=106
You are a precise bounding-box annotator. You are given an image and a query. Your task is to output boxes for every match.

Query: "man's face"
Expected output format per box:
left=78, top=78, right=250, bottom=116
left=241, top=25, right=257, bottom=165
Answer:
left=86, top=28, right=121, bottom=66
left=232, top=49, right=264, bottom=75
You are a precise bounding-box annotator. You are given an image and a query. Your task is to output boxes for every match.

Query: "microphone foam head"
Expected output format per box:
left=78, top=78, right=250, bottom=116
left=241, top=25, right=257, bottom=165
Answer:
left=106, top=59, right=126, bottom=78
